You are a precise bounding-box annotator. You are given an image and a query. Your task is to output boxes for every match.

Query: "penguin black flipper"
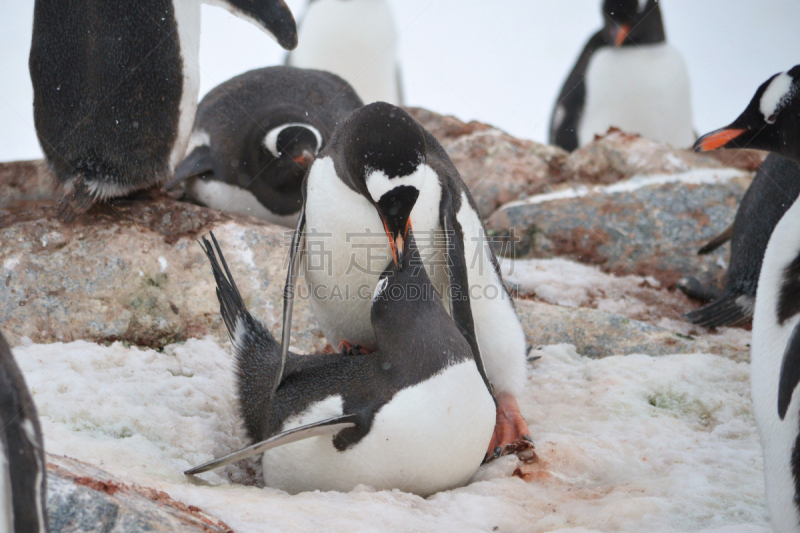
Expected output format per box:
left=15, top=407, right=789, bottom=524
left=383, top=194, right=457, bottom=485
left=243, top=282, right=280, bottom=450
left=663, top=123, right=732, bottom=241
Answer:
left=164, top=146, right=214, bottom=191
left=549, top=31, right=606, bottom=152
left=683, top=289, right=752, bottom=328
left=184, top=414, right=358, bottom=475
left=698, top=223, right=734, bottom=255
left=280, top=202, right=306, bottom=387
left=778, top=322, right=800, bottom=420
left=0, top=332, right=48, bottom=532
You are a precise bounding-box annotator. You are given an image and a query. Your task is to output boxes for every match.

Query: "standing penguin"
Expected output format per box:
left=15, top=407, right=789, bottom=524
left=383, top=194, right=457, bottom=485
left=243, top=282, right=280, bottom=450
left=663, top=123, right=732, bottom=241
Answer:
left=29, top=0, right=298, bottom=221
left=282, top=102, right=533, bottom=460
left=187, top=232, right=496, bottom=496
left=286, top=0, right=402, bottom=105
left=683, top=154, right=800, bottom=328
left=0, top=332, right=48, bottom=532
left=164, top=66, right=363, bottom=227
left=549, top=0, right=694, bottom=151
left=694, top=65, right=800, bottom=532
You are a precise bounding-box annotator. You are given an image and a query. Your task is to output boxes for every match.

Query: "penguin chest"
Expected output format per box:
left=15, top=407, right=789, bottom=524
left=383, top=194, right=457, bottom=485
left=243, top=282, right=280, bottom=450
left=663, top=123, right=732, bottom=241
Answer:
left=751, top=199, right=800, bottom=531
left=261, top=360, right=496, bottom=496
left=579, top=44, right=694, bottom=148
left=303, top=157, right=446, bottom=348
left=186, top=179, right=300, bottom=227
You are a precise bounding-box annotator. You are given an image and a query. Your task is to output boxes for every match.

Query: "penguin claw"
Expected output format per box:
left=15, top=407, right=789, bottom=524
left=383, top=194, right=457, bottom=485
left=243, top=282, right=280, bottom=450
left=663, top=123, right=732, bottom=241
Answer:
left=337, top=341, right=370, bottom=356
left=483, top=392, right=537, bottom=465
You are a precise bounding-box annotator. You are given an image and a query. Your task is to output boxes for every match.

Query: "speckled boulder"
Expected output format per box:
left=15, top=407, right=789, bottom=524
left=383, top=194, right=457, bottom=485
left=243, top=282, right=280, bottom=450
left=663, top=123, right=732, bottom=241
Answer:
left=487, top=169, right=753, bottom=289
left=47, top=455, right=231, bottom=532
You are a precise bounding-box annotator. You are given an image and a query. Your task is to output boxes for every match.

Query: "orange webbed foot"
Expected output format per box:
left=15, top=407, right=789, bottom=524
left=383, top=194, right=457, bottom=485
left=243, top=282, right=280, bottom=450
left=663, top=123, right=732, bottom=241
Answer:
left=484, top=391, right=536, bottom=464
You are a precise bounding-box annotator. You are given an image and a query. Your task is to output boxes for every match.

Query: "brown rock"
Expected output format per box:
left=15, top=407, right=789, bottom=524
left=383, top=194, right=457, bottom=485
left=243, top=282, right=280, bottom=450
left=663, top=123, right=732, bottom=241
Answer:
left=0, top=159, right=57, bottom=211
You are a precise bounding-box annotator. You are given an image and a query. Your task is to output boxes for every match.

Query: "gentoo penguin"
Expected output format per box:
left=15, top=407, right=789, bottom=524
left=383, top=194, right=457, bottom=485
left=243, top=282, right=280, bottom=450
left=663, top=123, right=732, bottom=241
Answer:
left=187, top=232, right=495, bottom=496
left=694, top=65, right=800, bottom=532
left=29, top=0, right=298, bottom=221
left=549, top=0, right=694, bottom=151
left=286, top=0, right=403, bottom=105
left=0, top=332, right=48, bottom=532
left=282, top=102, right=533, bottom=461
left=164, top=67, right=363, bottom=227
left=683, top=154, right=800, bottom=328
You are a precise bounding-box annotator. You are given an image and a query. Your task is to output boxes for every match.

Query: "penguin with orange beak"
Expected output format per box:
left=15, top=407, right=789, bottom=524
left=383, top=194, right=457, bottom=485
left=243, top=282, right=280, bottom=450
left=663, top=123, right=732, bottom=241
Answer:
left=282, top=102, right=534, bottom=461
left=165, top=67, right=363, bottom=227
left=549, top=0, right=694, bottom=151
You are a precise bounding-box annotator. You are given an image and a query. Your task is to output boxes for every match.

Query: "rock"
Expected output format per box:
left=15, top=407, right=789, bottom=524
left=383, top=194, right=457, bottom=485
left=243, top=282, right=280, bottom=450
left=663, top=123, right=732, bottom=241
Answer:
left=487, top=168, right=753, bottom=289
left=516, top=300, right=746, bottom=362
left=47, top=455, right=231, bottom=532
left=0, top=159, right=57, bottom=211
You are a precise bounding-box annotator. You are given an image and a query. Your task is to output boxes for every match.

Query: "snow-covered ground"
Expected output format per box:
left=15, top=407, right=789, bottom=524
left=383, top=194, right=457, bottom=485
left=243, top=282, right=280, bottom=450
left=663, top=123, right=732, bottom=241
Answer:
left=2, top=1, right=800, bottom=161
left=14, top=335, right=767, bottom=532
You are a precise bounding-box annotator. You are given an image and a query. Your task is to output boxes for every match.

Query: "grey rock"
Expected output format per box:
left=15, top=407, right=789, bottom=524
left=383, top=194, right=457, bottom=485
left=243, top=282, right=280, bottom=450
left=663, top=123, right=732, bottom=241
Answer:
left=487, top=169, right=753, bottom=289
left=47, top=455, right=231, bottom=532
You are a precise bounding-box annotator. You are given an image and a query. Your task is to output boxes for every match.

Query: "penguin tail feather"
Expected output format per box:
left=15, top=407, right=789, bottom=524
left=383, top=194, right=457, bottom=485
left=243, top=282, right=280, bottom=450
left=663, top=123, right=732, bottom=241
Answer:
left=57, top=175, right=97, bottom=223
left=199, top=232, right=281, bottom=443
left=683, top=290, right=753, bottom=328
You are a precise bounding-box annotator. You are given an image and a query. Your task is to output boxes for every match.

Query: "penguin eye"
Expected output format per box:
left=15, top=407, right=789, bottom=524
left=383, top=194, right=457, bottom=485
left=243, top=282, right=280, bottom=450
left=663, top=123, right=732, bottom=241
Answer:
left=767, top=113, right=778, bottom=124
left=264, top=123, right=323, bottom=159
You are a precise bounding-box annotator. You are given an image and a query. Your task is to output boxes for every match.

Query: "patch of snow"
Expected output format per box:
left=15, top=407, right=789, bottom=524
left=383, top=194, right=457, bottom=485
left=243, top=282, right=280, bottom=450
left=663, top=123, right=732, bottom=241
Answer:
left=158, top=256, right=168, bottom=273
left=12, top=338, right=768, bottom=531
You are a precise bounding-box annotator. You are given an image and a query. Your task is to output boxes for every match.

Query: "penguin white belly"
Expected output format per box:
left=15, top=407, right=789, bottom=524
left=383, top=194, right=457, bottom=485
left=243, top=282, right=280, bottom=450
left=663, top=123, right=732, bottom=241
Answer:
left=751, top=198, right=800, bottom=532
left=186, top=179, right=300, bottom=227
left=261, top=360, right=495, bottom=496
left=303, top=157, right=446, bottom=349
left=578, top=44, right=694, bottom=148
left=288, top=0, right=400, bottom=105
left=170, top=0, right=203, bottom=172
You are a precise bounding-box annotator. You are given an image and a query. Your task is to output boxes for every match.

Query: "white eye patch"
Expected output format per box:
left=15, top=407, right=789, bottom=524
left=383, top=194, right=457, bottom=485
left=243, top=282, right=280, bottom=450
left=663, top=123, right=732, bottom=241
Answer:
left=637, top=0, right=648, bottom=12
left=263, top=123, right=323, bottom=158
left=760, top=72, right=795, bottom=122
left=365, top=163, right=428, bottom=204
left=373, top=276, right=389, bottom=301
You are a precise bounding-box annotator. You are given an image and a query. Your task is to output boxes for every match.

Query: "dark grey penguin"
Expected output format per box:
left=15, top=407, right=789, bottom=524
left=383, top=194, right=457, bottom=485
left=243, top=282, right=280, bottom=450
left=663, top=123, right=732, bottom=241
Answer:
left=694, top=65, right=800, bottom=531
left=186, top=232, right=495, bottom=496
left=549, top=0, right=693, bottom=151
left=0, top=332, right=48, bottom=532
left=29, top=0, right=298, bottom=221
left=282, top=102, right=533, bottom=461
left=164, top=66, right=363, bottom=227
left=683, top=154, right=800, bottom=328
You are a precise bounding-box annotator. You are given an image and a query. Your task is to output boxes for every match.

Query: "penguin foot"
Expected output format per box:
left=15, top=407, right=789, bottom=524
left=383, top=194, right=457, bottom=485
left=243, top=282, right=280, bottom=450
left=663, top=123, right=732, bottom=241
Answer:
left=484, top=392, right=536, bottom=464
left=337, top=341, right=372, bottom=356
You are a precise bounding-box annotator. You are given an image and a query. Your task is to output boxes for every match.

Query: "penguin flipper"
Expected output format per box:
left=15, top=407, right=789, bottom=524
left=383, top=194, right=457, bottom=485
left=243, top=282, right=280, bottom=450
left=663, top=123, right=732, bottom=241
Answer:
left=779, top=321, right=800, bottom=420
left=698, top=223, right=734, bottom=255
left=683, top=289, right=753, bottom=328
left=184, top=414, right=358, bottom=475
left=206, top=0, right=298, bottom=51
left=280, top=205, right=306, bottom=394
left=164, top=146, right=214, bottom=191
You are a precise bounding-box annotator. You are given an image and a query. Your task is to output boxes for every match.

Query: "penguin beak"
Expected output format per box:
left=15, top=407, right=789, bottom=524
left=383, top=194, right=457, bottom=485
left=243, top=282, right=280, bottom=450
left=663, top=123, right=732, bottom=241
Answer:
left=693, top=128, right=748, bottom=152
left=614, top=24, right=630, bottom=46
left=292, top=150, right=315, bottom=169
left=382, top=218, right=412, bottom=269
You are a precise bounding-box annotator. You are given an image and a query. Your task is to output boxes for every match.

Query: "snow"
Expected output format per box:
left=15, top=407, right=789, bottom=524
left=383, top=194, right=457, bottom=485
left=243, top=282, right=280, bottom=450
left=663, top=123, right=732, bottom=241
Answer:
left=3, top=1, right=800, bottom=161
left=12, top=336, right=768, bottom=532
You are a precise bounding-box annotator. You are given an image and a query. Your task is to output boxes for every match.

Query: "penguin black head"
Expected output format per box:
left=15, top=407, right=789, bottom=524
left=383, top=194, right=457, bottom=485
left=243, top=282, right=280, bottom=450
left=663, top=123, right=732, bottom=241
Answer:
left=340, top=102, right=427, bottom=268
left=258, top=121, right=323, bottom=188
left=224, top=0, right=299, bottom=50
left=601, top=0, right=664, bottom=46
left=694, top=66, right=800, bottom=163
left=371, top=231, right=430, bottom=327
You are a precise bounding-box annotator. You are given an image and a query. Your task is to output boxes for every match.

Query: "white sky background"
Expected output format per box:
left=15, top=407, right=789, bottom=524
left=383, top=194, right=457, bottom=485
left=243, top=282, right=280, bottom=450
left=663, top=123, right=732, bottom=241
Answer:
left=1, top=0, right=799, bottom=162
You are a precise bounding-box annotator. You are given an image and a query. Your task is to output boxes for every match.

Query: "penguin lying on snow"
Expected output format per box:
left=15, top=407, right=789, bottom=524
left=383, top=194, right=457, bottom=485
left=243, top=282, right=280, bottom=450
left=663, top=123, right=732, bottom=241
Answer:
left=0, top=332, right=48, bottom=532
left=286, top=0, right=403, bottom=105
left=187, top=233, right=495, bottom=496
left=164, top=67, right=363, bottom=227
left=549, top=0, right=694, bottom=151
left=30, top=0, right=298, bottom=221
left=282, top=102, right=533, bottom=461
left=682, top=154, right=800, bottom=328
left=694, top=65, right=800, bottom=532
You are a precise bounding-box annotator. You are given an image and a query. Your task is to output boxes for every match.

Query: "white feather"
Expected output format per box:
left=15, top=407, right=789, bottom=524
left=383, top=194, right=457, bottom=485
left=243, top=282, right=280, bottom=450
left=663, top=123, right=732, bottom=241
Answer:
left=263, top=123, right=323, bottom=159
left=760, top=72, right=795, bottom=122
left=365, top=165, right=426, bottom=203
left=170, top=0, right=203, bottom=172
left=0, top=440, right=12, bottom=533
left=185, top=179, right=300, bottom=228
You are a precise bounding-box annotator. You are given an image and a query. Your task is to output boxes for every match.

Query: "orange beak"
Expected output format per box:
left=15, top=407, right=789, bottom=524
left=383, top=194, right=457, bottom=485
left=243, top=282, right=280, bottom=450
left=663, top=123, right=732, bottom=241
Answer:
left=695, top=129, right=747, bottom=152
left=614, top=24, right=630, bottom=46
left=382, top=218, right=412, bottom=268
left=293, top=150, right=315, bottom=169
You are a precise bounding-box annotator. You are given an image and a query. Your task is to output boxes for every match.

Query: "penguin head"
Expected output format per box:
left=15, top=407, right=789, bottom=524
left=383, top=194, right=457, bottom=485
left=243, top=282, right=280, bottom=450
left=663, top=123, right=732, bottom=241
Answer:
left=601, top=0, right=664, bottom=47
left=221, top=0, right=298, bottom=50
left=260, top=121, right=323, bottom=186
left=342, top=102, right=427, bottom=268
left=371, top=231, right=431, bottom=323
left=694, top=66, right=800, bottom=163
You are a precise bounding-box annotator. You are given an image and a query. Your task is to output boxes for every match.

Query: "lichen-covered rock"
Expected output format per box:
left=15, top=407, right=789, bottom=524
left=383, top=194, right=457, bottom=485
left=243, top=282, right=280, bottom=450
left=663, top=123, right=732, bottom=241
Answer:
left=487, top=168, right=753, bottom=289
left=47, top=455, right=231, bottom=532
left=0, top=159, right=56, bottom=211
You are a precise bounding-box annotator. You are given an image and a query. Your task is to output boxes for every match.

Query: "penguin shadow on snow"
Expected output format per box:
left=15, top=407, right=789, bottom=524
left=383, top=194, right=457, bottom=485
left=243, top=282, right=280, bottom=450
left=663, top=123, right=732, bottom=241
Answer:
left=187, top=231, right=496, bottom=497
